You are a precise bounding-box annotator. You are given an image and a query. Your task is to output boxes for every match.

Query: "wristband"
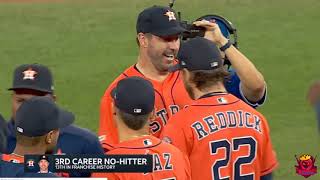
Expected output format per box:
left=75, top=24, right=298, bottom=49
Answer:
left=220, top=40, right=232, bottom=52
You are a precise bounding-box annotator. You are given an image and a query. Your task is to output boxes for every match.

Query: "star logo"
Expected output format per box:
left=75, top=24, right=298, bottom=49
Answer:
left=22, top=68, right=37, bottom=80
left=164, top=10, right=176, bottom=21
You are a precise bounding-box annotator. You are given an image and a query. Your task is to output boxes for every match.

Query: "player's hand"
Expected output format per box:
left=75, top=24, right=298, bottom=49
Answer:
left=307, top=81, right=320, bottom=106
left=193, top=19, right=228, bottom=47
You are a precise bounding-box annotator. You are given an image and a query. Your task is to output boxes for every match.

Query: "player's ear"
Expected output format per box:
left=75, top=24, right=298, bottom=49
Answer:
left=45, top=131, right=54, bottom=144
left=148, top=109, right=156, bottom=121
left=52, top=94, right=57, bottom=102
left=45, top=130, right=59, bottom=144
left=111, top=102, right=117, bottom=116
left=137, top=33, right=148, bottom=48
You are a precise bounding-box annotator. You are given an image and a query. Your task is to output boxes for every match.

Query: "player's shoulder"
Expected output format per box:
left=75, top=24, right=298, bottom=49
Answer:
left=60, top=125, right=99, bottom=143
left=0, top=160, right=24, bottom=177
left=168, top=105, right=195, bottom=123
left=103, top=65, right=141, bottom=96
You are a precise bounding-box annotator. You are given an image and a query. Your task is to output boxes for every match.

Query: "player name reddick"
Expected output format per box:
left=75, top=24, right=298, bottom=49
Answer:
left=55, top=157, right=148, bottom=166
left=192, top=110, right=263, bottom=140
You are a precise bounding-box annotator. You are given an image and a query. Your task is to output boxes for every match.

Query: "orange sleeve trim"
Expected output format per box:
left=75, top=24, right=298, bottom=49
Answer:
left=261, top=161, right=279, bottom=176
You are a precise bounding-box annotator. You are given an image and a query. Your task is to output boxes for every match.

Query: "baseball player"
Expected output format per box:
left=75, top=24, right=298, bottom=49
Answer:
left=37, top=155, right=52, bottom=173
left=160, top=37, right=278, bottom=180
left=307, top=80, right=320, bottom=132
left=0, top=114, right=8, bottom=153
left=1, top=96, right=72, bottom=177
left=99, top=5, right=267, bottom=149
left=5, top=63, right=104, bottom=177
left=93, top=77, right=191, bottom=179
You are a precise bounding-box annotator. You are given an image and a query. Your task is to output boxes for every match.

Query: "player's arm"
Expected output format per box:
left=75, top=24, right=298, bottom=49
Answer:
left=160, top=117, right=192, bottom=156
left=84, top=134, right=105, bottom=155
left=194, top=20, right=266, bottom=103
left=260, top=115, right=278, bottom=177
left=183, top=153, right=192, bottom=180
left=0, top=114, right=8, bottom=153
left=99, top=92, right=118, bottom=151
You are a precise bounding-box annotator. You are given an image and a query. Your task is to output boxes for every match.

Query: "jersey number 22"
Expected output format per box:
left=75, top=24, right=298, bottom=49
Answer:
left=210, top=136, right=257, bottom=180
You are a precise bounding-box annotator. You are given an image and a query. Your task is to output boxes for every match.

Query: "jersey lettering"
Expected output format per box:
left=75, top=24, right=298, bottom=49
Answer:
left=163, top=153, right=173, bottom=170
left=169, top=105, right=180, bottom=116
left=153, top=154, right=163, bottom=171
left=153, top=153, right=174, bottom=172
left=156, top=109, right=168, bottom=125
left=191, top=121, right=208, bottom=140
left=191, top=111, right=262, bottom=140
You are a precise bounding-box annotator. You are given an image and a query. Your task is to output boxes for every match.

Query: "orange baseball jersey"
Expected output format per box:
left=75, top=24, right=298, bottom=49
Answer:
left=99, top=65, right=192, bottom=147
left=160, top=93, right=278, bottom=180
left=92, top=135, right=191, bottom=180
left=2, top=153, right=24, bottom=163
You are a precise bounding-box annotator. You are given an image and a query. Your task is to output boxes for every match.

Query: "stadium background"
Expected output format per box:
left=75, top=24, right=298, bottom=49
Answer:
left=0, top=0, right=319, bottom=179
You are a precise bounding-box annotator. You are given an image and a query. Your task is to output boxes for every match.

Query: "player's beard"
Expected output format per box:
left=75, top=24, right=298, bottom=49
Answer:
left=147, top=46, right=176, bottom=73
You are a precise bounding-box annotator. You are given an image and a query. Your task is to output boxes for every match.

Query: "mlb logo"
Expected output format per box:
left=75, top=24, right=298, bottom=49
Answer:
left=143, top=139, right=152, bottom=146
left=217, top=97, right=227, bottom=104
left=134, top=108, right=142, bottom=113
left=210, top=62, right=218, bottom=68
left=17, top=127, right=24, bottom=133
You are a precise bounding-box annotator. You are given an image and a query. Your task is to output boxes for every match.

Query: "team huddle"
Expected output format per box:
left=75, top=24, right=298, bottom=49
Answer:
left=0, top=5, right=278, bottom=180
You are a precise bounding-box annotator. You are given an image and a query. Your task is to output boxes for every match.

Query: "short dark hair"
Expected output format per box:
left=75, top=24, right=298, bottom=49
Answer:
left=14, top=89, right=51, bottom=96
left=136, top=33, right=152, bottom=47
left=117, top=108, right=150, bottom=130
left=16, top=133, right=44, bottom=147
left=189, top=67, right=230, bottom=91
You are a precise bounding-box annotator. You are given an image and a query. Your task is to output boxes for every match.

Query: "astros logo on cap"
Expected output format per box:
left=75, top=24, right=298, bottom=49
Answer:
left=23, top=68, right=37, bottom=80
left=164, top=10, right=176, bottom=21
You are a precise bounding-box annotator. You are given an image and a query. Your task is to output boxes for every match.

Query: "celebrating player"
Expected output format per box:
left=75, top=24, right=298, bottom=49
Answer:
left=93, top=77, right=191, bottom=179
left=160, top=37, right=278, bottom=180
left=1, top=96, right=72, bottom=177
left=5, top=63, right=104, bottom=177
left=99, top=5, right=267, bottom=148
left=0, top=114, right=8, bottom=153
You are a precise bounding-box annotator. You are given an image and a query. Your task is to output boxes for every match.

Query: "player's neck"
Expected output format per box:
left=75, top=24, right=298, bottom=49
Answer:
left=118, top=122, right=149, bottom=142
left=194, top=83, right=227, bottom=100
left=136, top=55, right=169, bottom=82
left=13, top=144, right=47, bottom=156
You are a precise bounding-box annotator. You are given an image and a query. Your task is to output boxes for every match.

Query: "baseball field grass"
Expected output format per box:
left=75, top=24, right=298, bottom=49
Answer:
left=0, top=0, right=319, bottom=179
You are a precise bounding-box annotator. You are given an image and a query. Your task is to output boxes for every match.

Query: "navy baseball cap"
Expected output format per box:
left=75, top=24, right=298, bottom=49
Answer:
left=39, top=155, right=49, bottom=162
left=169, top=37, right=223, bottom=72
left=9, top=64, right=54, bottom=93
left=111, top=77, right=155, bottom=115
left=15, top=96, right=74, bottom=137
left=136, top=5, right=187, bottom=37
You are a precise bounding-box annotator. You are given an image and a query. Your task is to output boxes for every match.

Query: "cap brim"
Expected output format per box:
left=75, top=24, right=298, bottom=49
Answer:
left=168, top=64, right=182, bottom=72
left=8, top=85, right=53, bottom=93
left=56, top=109, right=75, bottom=129
left=153, top=26, right=187, bottom=37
